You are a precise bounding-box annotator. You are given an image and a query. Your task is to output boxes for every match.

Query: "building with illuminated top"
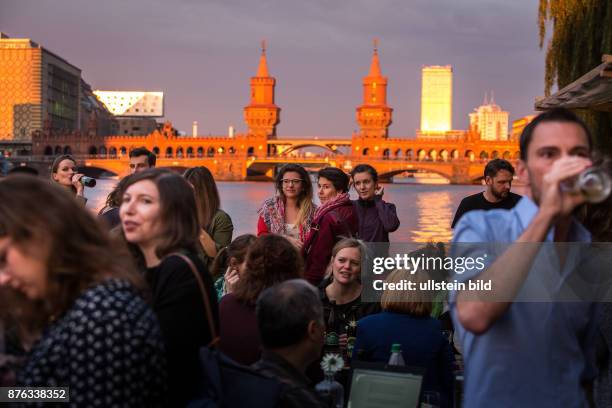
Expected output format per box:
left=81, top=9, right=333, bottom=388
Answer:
left=468, top=93, right=510, bottom=141
left=419, top=65, right=453, bottom=138
left=93, top=91, right=164, bottom=136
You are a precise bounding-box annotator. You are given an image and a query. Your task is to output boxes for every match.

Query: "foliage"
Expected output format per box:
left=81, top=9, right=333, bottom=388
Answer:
left=538, top=0, right=612, bottom=152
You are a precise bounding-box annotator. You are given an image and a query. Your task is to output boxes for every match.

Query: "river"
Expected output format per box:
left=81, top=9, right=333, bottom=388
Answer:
left=86, top=179, right=527, bottom=243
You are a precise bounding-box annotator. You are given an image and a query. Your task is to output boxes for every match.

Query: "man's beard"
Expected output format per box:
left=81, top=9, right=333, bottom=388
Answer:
left=491, top=187, right=509, bottom=200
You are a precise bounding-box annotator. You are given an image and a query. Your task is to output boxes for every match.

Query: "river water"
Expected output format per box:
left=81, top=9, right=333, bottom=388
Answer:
left=86, top=179, right=527, bottom=243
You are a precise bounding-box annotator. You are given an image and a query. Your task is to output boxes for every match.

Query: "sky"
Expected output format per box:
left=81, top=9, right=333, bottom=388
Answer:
left=1, top=0, right=548, bottom=137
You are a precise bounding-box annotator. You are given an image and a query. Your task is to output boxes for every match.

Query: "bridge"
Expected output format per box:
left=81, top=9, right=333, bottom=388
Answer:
left=28, top=122, right=519, bottom=184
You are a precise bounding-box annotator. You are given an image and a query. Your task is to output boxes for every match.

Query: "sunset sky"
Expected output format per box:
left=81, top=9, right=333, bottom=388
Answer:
left=1, top=0, right=547, bottom=137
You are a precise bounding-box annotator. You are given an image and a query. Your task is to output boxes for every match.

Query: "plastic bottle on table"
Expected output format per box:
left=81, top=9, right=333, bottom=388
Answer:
left=388, top=343, right=405, bottom=366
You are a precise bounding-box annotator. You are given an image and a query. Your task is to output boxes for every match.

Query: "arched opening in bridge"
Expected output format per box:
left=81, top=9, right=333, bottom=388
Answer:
left=89, top=146, right=97, bottom=156
left=503, top=151, right=511, bottom=160
left=218, top=147, right=225, bottom=155
left=207, top=147, right=215, bottom=157
left=109, top=147, right=117, bottom=158
left=247, top=146, right=255, bottom=156
left=491, top=150, right=499, bottom=159
left=513, top=151, right=520, bottom=160
left=153, top=146, right=160, bottom=156
left=197, top=147, right=204, bottom=158
left=54, top=146, right=62, bottom=155
left=383, top=149, right=391, bottom=160
left=186, top=147, right=194, bottom=158
left=63, top=146, right=72, bottom=155
left=120, top=146, right=127, bottom=156
left=440, top=149, right=449, bottom=161
left=176, top=147, right=184, bottom=158
left=406, top=149, right=414, bottom=160
left=429, top=149, right=438, bottom=162
left=229, top=146, right=236, bottom=155
left=363, top=148, right=370, bottom=156
left=465, top=150, right=475, bottom=162
left=44, top=146, right=53, bottom=156
left=479, top=151, right=489, bottom=160
left=451, top=149, right=459, bottom=160
left=166, top=147, right=173, bottom=158
left=417, top=149, right=426, bottom=161
left=394, top=148, right=402, bottom=158
left=99, top=146, right=107, bottom=156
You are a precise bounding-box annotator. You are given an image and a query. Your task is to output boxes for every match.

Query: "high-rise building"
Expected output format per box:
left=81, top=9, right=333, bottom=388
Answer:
left=469, top=93, right=510, bottom=141
left=420, top=65, right=452, bottom=134
left=0, top=33, right=82, bottom=141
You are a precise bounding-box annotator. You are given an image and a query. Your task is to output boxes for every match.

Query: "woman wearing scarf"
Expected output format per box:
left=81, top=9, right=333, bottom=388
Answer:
left=257, top=164, right=316, bottom=250
left=302, top=167, right=358, bottom=285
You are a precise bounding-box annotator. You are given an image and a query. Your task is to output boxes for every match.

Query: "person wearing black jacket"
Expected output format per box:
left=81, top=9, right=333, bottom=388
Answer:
left=120, top=168, right=218, bottom=407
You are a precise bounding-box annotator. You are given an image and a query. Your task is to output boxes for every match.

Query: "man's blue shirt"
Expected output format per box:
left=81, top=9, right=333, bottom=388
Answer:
left=450, top=196, right=598, bottom=408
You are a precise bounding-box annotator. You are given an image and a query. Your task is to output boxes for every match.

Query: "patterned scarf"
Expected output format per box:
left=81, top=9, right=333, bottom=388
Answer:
left=313, top=192, right=350, bottom=222
left=257, top=195, right=316, bottom=241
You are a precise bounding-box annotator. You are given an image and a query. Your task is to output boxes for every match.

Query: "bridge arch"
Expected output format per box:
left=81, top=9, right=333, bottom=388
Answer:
left=491, top=150, right=499, bottom=159
left=218, top=147, right=226, bottom=155
left=513, top=151, right=520, bottom=160
left=44, top=146, right=53, bottom=156
left=120, top=146, right=127, bottom=156
left=465, top=150, right=475, bottom=162
left=54, top=146, right=62, bottom=155
left=153, top=146, right=160, bottom=156
left=109, top=147, right=117, bottom=158
left=406, top=149, right=414, bottom=160
left=247, top=146, right=255, bottom=156
left=186, top=147, right=194, bottom=158
left=176, top=147, right=184, bottom=158
left=479, top=151, right=489, bottom=160
left=207, top=147, right=215, bottom=157
left=379, top=167, right=454, bottom=182
left=451, top=149, right=459, bottom=160
left=229, top=146, right=236, bottom=155
left=197, top=147, right=204, bottom=157
left=502, top=151, right=511, bottom=160
left=88, top=146, right=98, bottom=156
left=383, top=149, right=391, bottom=160
left=440, top=149, right=449, bottom=161
left=363, top=148, right=370, bottom=156
left=277, top=143, right=338, bottom=157
left=417, top=149, right=426, bottom=161
left=394, top=148, right=402, bottom=158
left=99, top=146, right=107, bottom=156
left=165, top=147, right=173, bottom=158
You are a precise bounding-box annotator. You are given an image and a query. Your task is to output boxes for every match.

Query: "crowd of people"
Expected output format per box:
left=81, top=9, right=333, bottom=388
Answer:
left=0, top=107, right=611, bottom=407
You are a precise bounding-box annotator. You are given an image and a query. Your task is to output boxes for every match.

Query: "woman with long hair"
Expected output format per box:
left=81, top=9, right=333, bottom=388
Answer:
left=50, top=154, right=87, bottom=205
left=0, top=176, right=166, bottom=406
left=98, top=176, right=131, bottom=230
left=119, top=168, right=218, bottom=407
left=184, top=166, right=234, bottom=268
left=302, top=167, right=358, bottom=285
left=218, top=234, right=303, bottom=365
left=257, top=164, right=316, bottom=249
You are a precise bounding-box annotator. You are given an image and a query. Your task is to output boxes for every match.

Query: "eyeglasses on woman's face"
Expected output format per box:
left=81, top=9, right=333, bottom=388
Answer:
left=281, top=179, right=303, bottom=186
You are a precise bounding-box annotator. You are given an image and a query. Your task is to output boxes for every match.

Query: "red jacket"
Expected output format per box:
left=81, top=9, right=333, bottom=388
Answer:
left=301, top=199, right=358, bottom=285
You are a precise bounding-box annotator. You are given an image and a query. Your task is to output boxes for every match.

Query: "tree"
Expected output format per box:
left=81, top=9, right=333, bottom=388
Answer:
left=538, top=0, right=612, bottom=152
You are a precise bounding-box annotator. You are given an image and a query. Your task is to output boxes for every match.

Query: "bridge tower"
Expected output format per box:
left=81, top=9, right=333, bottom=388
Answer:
left=243, top=41, right=280, bottom=144
left=355, top=40, right=393, bottom=139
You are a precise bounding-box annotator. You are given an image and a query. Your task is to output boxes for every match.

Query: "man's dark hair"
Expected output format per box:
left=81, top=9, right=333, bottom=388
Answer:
left=318, top=167, right=350, bottom=193
left=519, top=108, right=592, bottom=161
left=484, top=159, right=515, bottom=179
left=129, top=147, right=156, bottom=167
left=350, top=163, right=378, bottom=183
left=256, top=279, right=323, bottom=349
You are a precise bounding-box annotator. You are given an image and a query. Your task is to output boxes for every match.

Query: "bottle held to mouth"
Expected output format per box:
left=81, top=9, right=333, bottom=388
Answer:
left=561, top=167, right=611, bottom=204
left=79, top=176, right=97, bottom=188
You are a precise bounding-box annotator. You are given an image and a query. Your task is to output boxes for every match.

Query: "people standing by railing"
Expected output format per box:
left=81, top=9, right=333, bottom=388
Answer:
left=119, top=168, right=218, bottom=407
left=50, top=154, right=87, bottom=205
left=0, top=176, right=166, bottom=406
left=257, top=164, right=316, bottom=250
left=302, top=167, right=358, bottom=286
left=184, top=166, right=234, bottom=269
left=350, top=164, right=399, bottom=243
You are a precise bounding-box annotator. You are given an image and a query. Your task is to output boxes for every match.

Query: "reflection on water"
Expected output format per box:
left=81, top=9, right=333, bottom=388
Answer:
left=411, top=191, right=454, bottom=243
left=87, top=179, right=491, bottom=243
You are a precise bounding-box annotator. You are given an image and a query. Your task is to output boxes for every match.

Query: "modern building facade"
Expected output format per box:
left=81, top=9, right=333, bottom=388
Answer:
left=420, top=65, right=453, bottom=135
left=0, top=32, right=82, bottom=142
left=469, top=94, right=510, bottom=141
left=511, top=114, right=536, bottom=141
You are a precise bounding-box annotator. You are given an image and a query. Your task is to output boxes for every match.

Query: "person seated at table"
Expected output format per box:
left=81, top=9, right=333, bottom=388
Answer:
left=353, top=268, right=455, bottom=407
left=253, top=279, right=327, bottom=408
